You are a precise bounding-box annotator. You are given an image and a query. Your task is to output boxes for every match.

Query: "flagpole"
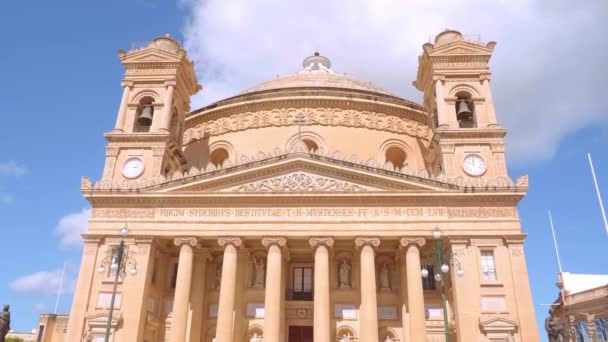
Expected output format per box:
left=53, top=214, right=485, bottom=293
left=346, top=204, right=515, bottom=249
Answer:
left=54, top=262, right=66, bottom=314
left=548, top=211, right=563, bottom=273
left=588, top=153, right=608, bottom=236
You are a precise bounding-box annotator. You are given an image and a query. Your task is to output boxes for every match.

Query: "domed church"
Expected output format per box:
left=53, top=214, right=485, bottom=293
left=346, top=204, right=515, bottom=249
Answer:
left=66, top=30, right=540, bottom=342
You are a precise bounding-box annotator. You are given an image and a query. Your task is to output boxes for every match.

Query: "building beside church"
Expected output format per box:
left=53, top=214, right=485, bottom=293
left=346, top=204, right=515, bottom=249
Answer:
left=6, top=313, right=69, bottom=342
left=545, top=272, right=608, bottom=341
left=65, top=30, right=539, bottom=342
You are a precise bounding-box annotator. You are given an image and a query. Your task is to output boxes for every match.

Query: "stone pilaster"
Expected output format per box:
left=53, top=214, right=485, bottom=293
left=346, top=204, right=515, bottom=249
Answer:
left=400, top=238, right=427, bottom=342
left=113, top=81, right=133, bottom=131
left=355, top=237, right=381, bottom=342
left=262, top=237, right=287, bottom=342
left=310, top=237, right=334, bottom=342
left=215, top=237, right=242, bottom=342
left=65, top=236, right=102, bottom=341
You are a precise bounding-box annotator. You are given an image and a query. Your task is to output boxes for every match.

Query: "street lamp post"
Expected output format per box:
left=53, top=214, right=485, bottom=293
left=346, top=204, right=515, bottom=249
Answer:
left=96, top=226, right=138, bottom=342
left=421, top=227, right=464, bottom=342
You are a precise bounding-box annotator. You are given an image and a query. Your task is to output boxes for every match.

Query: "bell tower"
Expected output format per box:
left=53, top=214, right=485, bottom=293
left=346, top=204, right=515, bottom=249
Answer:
left=102, top=35, right=201, bottom=182
left=415, top=30, right=508, bottom=180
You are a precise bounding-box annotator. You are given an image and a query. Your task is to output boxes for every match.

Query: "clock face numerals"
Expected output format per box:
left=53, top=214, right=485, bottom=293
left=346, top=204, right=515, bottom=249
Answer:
left=122, top=158, right=144, bottom=179
left=462, top=154, right=487, bottom=176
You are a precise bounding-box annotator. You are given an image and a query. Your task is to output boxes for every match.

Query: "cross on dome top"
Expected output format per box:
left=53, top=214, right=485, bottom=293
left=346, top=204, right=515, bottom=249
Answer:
left=301, top=52, right=334, bottom=74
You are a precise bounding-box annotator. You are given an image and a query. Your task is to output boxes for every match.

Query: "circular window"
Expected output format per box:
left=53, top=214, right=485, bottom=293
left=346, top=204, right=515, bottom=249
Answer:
left=209, top=148, right=229, bottom=167
left=385, top=146, right=407, bottom=170
left=302, top=139, right=319, bottom=152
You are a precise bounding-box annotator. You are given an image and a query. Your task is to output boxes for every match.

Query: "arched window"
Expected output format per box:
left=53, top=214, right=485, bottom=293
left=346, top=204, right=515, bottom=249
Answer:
left=302, top=139, right=319, bottom=152
left=385, top=146, right=407, bottom=170
left=209, top=148, right=229, bottom=167
left=134, top=97, right=155, bottom=132
left=455, top=91, right=476, bottom=128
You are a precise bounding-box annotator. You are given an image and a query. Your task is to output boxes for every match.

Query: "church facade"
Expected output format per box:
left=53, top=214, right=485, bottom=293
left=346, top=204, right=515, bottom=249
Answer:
left=66, top=30, right=540, bottom=342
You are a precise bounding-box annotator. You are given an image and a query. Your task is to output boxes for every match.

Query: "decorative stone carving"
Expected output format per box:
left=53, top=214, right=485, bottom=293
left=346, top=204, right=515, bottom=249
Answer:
left=338, top=259, right=352, bottom=288
left=400, top=238, right=426, bottom=248
left=309, top=237, right=334, bottom=249
left=81, top=177, right=93, bottom=190
left=231, top=172, right=370, bottom=192
left=262, top=237, right=287, bottom=248
left=218, top=237, right=242, bottom=249
left=173, top=237, right=198, bottom=248
left=183, top=107, right=430, bottom=145
left=354, top=237, right=380, bottom=248
left=516, top=174, right=529, bottom=187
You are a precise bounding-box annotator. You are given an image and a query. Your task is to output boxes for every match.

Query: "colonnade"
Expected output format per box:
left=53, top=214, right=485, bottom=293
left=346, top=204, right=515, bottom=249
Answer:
left=169, top=237, right=430, bottom=342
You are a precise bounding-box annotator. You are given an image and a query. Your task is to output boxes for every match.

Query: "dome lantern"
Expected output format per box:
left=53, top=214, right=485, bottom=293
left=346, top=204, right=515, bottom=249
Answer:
left=301, top=52, right=333, bottom=74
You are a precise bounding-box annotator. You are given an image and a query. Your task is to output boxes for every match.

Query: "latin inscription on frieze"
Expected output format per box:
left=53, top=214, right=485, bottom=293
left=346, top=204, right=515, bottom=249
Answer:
left=92, top=206, right=518, bottom=221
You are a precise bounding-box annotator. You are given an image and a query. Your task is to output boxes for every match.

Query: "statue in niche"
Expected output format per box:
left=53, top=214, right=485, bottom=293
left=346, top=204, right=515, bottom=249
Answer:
left=215, top=264, right=222, bottom=289
left=339, top=333, right=352, bottom=342
left=82, top=327, right=93, bottom=342
left=252, top=257, right=265, bottom=288
left=338, top=259, right=352, bottom=288
left=379, top=263, right=391, bottom=291
left=250, top=332, right=262, bottom=342
left=545, top=307, right=564, bottom=342
left=0, top=304, right=10, bottom=342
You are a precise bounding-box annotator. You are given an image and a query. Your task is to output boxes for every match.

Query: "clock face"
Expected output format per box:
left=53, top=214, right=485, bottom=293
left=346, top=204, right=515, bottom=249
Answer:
left=122, top=158, right=144, bottom=179
left=462, top=154, right=487, bottom=176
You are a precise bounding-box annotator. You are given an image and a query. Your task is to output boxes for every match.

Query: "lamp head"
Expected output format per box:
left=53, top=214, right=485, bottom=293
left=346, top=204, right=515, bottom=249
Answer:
left=433, top=226, right=442, bottom=240
left=120, top=225, right=129, bottom=237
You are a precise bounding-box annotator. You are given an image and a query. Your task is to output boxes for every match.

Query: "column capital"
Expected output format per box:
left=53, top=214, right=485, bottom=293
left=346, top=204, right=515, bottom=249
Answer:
left=400, top=237, right=426, bottom=248
left=120, top=80, right=134, bottom=88
left=218, top=237, right=242, bottom=248
left=262, top=237, right=287, bottom=248
left=355, top=237, right=380, bottom=249
left=164, top=80, right=177, bottom=87
left=173, top=237, right=198, bottom=248
left=309, top=237, right=334, bottom=249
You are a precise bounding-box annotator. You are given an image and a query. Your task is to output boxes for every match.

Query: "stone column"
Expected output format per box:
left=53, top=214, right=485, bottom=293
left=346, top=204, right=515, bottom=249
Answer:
left=587, top=314, right=598, bottom=342
left=310, top=237, right=334, bottom=342
left=355, top=237, right=381, bottom=342
left=171, top=238, right=198, bottom=342
left=262, top=238, right=287, bottom=342
left=65, top=237, right=101, bottom=341
left=482, top=77, right=499, bottom=127
left=434, top=77, right=451, bottom=128
left=159, top=83, right=176, bottom=132
left=215, top=237, right=242, bottom=342
left=113, top=82, right=132, bottom=131
left=113, top=81, right=133, bottom=132
left=400, top=238, right=427, bottom=342
left=187, top=248, right=211, bottom=342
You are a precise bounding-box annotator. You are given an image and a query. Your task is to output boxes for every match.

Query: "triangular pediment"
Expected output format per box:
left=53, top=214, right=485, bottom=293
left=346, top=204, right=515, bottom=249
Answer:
left=121, top=48, right=182, bottom=64
left=431, top=40, right=494, bottom=56
left=154, top=154, right=454, bottom=193
left=479, top=316, right=518, bottom=333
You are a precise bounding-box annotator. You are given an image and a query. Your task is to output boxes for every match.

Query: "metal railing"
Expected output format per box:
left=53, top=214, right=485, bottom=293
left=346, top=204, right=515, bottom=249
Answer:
left=286, top=289, right=314, bottom=301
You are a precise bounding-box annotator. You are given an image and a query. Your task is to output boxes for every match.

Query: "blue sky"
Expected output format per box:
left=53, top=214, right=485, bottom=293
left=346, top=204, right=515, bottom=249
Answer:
left=1, top=0, right=606, bottom=340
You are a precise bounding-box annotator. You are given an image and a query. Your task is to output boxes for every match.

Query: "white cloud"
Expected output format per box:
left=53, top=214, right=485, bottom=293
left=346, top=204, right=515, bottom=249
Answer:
left=10, top=268, right=76, bottom=296
left=181, top=0, right=608, bottom=165
left=0, top=194, right=14, bottom=204
left=55, top=208, right=91, bottom=247
left=0, top=161, right=27, bottom=176
left=32, top=303, right=49, bottom=314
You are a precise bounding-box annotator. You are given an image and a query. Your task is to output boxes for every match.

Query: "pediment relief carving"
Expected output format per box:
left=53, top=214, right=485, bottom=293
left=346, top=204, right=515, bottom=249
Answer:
left=430, top=41, right=494, bottom=56
left=121, top=48, right=182, bottom=64
left=222, top=171, right=378, bottom=193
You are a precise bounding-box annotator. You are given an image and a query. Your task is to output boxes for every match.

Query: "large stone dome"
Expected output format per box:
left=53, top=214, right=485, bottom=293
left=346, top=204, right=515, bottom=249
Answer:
left=240, top=52, right=397, bottom=97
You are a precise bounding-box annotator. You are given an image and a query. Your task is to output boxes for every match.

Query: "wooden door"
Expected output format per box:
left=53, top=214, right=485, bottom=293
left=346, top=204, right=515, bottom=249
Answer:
left=288, top=326, right=313, bottom=342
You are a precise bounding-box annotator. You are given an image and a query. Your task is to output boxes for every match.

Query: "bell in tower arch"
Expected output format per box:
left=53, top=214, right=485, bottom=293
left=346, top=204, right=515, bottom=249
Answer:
left=456, top=100, right=475, bottom=128
left=137, top=105, right=154, bottom=126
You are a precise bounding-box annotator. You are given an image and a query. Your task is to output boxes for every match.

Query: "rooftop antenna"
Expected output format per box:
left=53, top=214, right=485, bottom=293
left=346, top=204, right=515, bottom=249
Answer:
left=548, top=211, right=563, bottom=273
left=588, top=153, right=608, bottom=236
